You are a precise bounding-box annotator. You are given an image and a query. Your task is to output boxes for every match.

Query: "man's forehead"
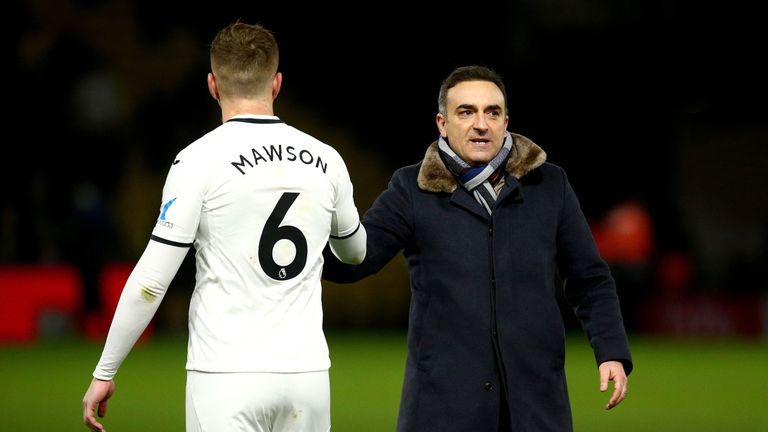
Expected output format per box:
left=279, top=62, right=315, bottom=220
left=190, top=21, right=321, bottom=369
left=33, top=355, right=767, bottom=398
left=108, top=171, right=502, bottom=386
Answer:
left=447, top=81, right=505, bottom=107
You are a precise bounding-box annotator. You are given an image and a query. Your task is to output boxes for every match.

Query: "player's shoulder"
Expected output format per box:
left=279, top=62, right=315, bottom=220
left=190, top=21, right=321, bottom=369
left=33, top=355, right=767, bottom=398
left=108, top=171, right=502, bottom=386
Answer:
left=175, top=124, right=228, bottom=160
left=161, top=127, right=222, bottom=177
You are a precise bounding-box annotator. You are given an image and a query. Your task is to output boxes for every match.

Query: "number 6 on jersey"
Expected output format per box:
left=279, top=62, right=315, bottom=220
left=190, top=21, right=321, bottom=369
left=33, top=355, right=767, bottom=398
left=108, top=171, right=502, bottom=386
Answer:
left=259, top=192, right=308, bottom=280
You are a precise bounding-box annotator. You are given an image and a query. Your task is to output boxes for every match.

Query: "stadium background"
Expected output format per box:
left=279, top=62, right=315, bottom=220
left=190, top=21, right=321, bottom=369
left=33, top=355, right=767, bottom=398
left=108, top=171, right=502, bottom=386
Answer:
left=2, top=1, right=767, bottom=430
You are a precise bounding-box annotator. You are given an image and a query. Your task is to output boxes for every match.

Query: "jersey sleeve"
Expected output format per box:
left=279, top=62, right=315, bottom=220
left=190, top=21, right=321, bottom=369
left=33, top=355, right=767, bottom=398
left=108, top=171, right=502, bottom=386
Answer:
left=330, top=156, right=361, bottom=236
left=328, top=154, right=366, bottom=264
left=92, top=153, right=203, bottom=380
left=151, top=153, right=204, bottom=246
left=92, top=240, right=189, bottom=380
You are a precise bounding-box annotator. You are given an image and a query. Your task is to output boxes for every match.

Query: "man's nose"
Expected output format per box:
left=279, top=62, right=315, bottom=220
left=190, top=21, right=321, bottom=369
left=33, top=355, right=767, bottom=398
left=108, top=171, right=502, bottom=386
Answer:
left=473, top=114, right=488, bottom=131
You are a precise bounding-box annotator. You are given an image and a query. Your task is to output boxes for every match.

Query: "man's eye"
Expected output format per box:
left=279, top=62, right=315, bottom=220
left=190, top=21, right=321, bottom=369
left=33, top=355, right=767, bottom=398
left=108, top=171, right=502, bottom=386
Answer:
left=458, top=111, right=472, bottom=118
left=488, top=111, right=501, bottom=118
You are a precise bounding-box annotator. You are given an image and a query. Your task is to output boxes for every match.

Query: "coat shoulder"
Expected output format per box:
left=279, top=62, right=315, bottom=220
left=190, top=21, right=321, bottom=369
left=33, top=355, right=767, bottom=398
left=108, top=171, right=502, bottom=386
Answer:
left=538, top=161, right=566, bottom=175
left=521, top=161, right=567, bottom=186
left=392, top=161, right=424, bottom=184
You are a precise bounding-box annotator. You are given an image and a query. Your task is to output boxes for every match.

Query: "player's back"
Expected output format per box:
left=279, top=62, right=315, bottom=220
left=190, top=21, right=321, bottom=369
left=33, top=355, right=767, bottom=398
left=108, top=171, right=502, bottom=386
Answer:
left=153, top=115, right=355, bottom=373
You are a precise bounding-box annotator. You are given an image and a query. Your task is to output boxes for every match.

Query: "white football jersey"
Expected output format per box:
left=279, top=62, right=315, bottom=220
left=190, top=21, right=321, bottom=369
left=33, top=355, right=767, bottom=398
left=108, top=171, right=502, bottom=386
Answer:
left=151, top=114, right=361, bottom=373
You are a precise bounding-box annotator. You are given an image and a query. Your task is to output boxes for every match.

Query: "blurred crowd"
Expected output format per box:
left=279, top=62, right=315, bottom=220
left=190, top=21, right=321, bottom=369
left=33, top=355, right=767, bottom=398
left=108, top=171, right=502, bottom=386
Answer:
left=4, top=0, right=767, bottom=335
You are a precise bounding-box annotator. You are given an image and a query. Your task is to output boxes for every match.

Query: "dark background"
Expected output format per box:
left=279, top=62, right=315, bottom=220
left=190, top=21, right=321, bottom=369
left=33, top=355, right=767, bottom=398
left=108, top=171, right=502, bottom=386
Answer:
left=5, top=0, right=767, bottom=331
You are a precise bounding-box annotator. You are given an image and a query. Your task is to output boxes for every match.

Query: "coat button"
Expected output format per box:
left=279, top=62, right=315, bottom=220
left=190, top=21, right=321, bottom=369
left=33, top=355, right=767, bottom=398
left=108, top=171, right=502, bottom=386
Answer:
left=484, top=382, right=493, bottom=391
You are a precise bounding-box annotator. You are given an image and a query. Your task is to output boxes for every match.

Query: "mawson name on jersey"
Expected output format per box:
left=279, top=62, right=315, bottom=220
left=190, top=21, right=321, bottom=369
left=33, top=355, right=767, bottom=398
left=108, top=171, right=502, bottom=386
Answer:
left=231, top=144, right=328, bottom=175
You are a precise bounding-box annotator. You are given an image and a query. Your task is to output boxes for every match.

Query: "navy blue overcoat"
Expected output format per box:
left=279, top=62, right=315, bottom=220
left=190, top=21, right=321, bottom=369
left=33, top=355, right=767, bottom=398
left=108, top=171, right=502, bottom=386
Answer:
left=324, top=133, right=632, bottom=431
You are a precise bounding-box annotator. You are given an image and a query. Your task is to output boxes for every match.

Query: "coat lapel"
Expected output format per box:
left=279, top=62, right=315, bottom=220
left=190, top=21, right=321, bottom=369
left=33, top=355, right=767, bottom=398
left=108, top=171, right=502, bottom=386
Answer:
left=496, top=175, right=524, bottom=205
left=450, top=188, right=491, bottom=221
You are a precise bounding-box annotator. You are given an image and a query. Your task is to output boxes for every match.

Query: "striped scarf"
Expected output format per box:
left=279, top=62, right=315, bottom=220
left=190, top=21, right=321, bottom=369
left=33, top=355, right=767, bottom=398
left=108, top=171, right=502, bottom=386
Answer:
left=437, top=132, right=513, bottom=214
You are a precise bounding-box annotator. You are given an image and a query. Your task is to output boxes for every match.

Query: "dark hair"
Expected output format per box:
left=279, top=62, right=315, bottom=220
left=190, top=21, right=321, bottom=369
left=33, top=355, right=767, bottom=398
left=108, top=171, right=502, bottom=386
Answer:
left=437, top=65, right=507, bottom=115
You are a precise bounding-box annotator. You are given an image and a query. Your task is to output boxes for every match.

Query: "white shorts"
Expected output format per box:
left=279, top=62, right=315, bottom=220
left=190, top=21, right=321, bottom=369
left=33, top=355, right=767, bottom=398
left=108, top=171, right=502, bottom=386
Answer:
left=186, top=370, right=330, bottom=432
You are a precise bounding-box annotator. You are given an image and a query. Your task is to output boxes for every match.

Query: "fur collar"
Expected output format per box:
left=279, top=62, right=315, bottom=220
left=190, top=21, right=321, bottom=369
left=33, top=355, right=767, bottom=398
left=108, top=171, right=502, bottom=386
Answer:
left=417, top=133, right=547, bottom=193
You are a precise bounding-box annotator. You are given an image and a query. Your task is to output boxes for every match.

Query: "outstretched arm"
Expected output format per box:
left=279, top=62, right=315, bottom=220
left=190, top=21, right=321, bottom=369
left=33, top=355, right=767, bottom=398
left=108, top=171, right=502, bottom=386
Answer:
left=328, top=154, right=368, bottom=267
left=324, top=168, right=414, bottom=283
left=329, top=222, right=367, bottom=264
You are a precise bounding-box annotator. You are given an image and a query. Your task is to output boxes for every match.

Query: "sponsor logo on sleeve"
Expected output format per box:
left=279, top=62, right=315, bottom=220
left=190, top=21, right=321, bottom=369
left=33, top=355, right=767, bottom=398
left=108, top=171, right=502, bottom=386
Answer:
left=158, top=197, right=177, bottom=228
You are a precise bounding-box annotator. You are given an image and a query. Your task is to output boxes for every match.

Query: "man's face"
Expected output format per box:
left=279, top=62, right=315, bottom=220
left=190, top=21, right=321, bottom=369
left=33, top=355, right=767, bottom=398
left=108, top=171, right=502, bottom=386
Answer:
left=436, top=80, right=508, bottom=166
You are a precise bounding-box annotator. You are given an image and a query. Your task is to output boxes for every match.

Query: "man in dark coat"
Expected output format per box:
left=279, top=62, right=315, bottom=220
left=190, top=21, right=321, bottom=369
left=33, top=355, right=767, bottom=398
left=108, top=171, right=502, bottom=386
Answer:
left=323, top=65, right=632, bottom=431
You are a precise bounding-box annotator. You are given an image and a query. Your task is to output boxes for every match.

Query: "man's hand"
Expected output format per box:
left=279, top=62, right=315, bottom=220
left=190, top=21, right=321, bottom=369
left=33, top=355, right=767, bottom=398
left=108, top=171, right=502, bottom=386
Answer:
left=83, top=378, right=116, bottom=431
left=598, top=360, right=627, bottom=410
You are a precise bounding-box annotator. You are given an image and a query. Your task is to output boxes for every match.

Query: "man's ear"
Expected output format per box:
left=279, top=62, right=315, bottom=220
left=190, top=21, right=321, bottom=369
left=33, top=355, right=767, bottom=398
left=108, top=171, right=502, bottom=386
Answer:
left=436, top=113, right=448, bottom=138
left=207, top=73, right=220, bottom=102
left=272, top=72, right=283, bottom=100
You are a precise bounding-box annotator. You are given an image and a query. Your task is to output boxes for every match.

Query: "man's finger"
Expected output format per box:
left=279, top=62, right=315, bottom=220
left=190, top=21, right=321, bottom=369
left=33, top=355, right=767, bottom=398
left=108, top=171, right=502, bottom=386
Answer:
left=84, top=405, right=105, bottom=432
left=83, top=399, right=95, bottom=426
left=599, top=367, right=609, bottom=392
left=97, top=400, right=109, bottom=418
left=605, top=377, right=627, bottom=410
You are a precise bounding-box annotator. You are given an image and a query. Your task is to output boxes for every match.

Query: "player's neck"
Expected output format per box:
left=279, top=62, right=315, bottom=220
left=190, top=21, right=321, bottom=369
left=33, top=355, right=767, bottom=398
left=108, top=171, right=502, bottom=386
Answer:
left=219, top=98, right=275, bottom=123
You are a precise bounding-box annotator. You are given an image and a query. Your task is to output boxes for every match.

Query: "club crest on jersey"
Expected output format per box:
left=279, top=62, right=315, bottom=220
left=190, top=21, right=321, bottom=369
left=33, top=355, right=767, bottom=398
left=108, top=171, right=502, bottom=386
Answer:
left=158, top=197, right=177, bottom=228
left=279, top=268, right=287, bottom=279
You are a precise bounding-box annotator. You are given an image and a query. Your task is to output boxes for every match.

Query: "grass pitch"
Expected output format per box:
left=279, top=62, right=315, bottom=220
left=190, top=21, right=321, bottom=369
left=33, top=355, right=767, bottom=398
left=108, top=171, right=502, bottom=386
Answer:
left=0, top=331, right=765, bottom=431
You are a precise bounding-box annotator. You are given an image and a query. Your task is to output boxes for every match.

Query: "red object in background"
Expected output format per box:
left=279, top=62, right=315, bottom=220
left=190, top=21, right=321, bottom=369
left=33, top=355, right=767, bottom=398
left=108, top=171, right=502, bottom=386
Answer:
left=84, top=262, right=153, bottom=343
left=639, top=294, right=767, bottom=337
left=656, top=251, right=694, bottom=298
left=594, top=200, right=654, bottom=265
left=0, top=263, right=153, bottom=344
left=0, top=265, right=82, bottom=343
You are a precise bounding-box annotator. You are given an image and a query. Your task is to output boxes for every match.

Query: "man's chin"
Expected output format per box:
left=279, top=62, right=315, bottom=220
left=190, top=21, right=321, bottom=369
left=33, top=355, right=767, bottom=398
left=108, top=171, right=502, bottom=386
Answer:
left=468, top=155, right=493, bottom=166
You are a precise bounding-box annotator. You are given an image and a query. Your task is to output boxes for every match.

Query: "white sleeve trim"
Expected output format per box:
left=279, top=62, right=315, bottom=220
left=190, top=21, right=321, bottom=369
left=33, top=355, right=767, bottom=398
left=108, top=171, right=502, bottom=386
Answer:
left=92, top=239, right=189, bottom=380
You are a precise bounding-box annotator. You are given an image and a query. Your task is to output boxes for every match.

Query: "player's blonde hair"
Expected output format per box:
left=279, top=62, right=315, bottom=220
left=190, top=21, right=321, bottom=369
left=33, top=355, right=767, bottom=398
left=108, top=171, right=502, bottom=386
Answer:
left=210, top=21, right=279, bottom=100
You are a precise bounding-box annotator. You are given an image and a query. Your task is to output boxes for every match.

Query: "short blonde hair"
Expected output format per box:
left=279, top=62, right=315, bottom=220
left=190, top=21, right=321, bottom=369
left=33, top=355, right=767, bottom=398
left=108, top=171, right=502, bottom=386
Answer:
left=210, top=22, right=279, bottom=99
